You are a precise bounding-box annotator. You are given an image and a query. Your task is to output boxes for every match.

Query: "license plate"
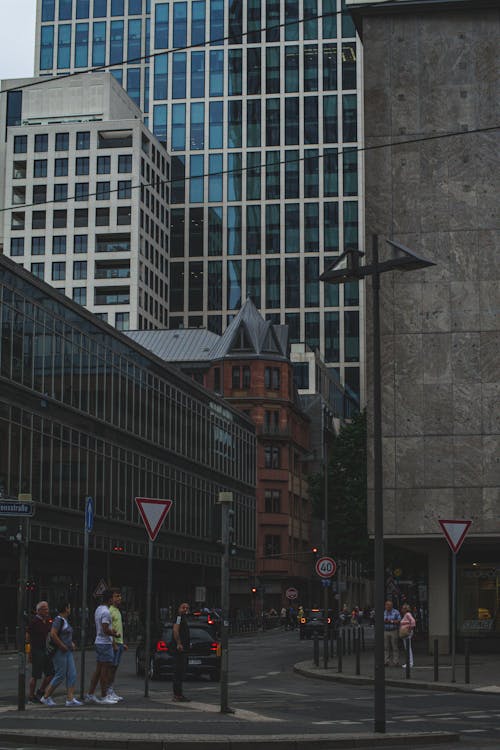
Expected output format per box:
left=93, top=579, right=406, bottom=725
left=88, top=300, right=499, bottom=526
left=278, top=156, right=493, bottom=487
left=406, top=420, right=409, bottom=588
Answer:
left=188, top=658, right=201, bottom=665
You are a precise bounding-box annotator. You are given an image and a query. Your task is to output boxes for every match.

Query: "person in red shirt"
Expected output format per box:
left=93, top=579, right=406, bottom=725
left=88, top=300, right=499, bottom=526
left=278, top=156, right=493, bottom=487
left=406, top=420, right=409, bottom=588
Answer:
left=28, top=601, right=54, bottom=703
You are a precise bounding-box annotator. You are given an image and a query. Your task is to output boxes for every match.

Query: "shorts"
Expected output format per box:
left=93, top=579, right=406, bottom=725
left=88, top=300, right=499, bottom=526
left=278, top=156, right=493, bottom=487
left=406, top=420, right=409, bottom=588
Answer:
left=31, top=648, right=55, bottom=680
left=112, top=643, right=125, bottom=667
left=95, top=643, right=114, bottom=663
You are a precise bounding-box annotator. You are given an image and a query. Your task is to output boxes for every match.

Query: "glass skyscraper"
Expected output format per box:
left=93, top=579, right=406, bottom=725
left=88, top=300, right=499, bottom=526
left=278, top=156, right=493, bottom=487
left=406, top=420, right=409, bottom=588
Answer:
left=35, top=0, right=363, bottom=400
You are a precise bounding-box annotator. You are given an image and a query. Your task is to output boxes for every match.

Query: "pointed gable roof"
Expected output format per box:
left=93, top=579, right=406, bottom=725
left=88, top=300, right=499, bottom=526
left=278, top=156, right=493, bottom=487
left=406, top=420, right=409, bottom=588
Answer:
left=209, top=298, right=289, bottom=361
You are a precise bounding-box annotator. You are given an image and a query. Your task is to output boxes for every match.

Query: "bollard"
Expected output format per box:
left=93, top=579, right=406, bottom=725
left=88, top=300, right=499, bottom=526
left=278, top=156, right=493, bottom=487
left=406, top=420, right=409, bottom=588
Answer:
left=433, top=639, right=439, bottom=682
left=355, top=629, right=361, bottom=675
left=330, top=630, right=335, bottom=658
left=405, top=640, right=411, bottom=680
left=342, top=628, right=346, bottom=656
left=313, top=632, right=319, bottom=667
left=347, top=627, right=352, bottom=655
left=361, top=626, right=365, bottom=652
left=323, top=630, right=329, bottom=669
left=337, top=635, right=343, bottom=673
left=464, top=639, right=470, bottom=684
left=4, top=627, right=8, bottom=650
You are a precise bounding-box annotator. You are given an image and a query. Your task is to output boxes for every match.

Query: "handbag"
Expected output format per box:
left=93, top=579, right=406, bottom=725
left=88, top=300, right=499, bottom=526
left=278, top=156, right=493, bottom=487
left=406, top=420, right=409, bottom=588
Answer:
left=46, top=617, right=64, bottom=657
left=399, top=623, right=411, bottom=639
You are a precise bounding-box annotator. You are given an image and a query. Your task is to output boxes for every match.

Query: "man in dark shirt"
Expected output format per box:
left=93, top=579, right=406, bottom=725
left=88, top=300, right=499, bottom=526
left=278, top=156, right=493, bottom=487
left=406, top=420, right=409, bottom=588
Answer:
left=171, top=602, right=190, bottom=702
left=28, top=601, right=54, bottom=703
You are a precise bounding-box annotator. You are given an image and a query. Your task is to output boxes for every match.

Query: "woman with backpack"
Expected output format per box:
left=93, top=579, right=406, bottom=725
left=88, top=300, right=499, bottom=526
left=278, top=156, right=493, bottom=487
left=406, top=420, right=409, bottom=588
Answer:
left=41, top=600, right=82, bottom=707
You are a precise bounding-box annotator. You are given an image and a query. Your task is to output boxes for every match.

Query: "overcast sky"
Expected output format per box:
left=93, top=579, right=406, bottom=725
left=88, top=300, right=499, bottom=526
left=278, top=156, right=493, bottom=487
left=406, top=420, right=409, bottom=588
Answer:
left=0, top=1, right=36, bottom=80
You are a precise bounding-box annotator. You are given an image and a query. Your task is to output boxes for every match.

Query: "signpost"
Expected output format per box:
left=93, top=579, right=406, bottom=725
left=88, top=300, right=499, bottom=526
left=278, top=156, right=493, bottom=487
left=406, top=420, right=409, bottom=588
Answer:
left=438, top=519, right=472, bottom=683
left=79, top=496, right=94, bottom=700
left=315, top=556, right=337, bottom=578
left=135, top=497, right=173, bottom=697
left=0, top=495, right=34, bottom=711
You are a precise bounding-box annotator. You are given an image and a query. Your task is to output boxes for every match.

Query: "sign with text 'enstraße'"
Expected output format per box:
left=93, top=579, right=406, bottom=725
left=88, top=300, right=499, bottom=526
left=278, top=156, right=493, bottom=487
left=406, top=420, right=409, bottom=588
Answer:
left=438, top=519, right=472, bottom=554
left=0, top=500, right=34, bottom=517
left=135, top=497, right=173, bottom=541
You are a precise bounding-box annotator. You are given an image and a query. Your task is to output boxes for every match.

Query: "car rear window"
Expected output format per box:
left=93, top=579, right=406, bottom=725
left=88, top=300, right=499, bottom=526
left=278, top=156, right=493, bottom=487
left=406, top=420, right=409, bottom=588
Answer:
left=161, top=626, right=215, bottom=643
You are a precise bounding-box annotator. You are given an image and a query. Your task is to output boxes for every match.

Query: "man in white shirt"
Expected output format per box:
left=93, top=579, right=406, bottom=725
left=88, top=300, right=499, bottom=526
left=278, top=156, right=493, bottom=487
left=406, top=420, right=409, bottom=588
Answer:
left=85, top=590, right=119, bottom=704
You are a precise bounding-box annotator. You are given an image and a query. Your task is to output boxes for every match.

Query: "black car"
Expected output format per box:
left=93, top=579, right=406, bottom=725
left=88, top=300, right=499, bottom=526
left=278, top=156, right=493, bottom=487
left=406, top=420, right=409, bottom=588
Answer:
left=136, top=625, right=221, bottom=681
left=187, top=610, right=221, bottom=638
left=299, top=609, right=335, bottom=640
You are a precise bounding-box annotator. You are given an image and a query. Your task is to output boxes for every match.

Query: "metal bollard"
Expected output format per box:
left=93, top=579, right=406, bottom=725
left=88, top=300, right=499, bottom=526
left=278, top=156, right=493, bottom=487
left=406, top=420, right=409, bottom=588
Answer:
left=433, top=639, right=439, bottom=682
left=355, top=629, right=361, bottom=675
left=330, top=630, right=335, bottom=658
left=4, top=627, right=8, bottom=650
left=464, top=639, right=470, bottom=684
left=405, top=640, right=411, bottom=679
left=347, top=627, right=352, bottom=655
left=337, top=636, right=343, bottom=673
left=313, top=632, right=319, bottom=667
left=323, top=630, right=329, bottom=669
left=361, top=626, right=365, bottom=652
left=342, top=628, right=346, bottom=656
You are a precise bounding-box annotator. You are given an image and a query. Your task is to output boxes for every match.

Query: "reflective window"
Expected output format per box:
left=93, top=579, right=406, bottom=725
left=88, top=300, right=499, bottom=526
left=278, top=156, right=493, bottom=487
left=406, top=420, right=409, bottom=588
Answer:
left=228, top=50, right=242, bottom=96
left=208, top=261, right=222, bottom=310
left=265, top=151, right=280, bottom=200
left=342, top=43, right=357, bottom=89
left=14, top=136, right=27, bottom=154
left=247, top=48, right=261, bottom=95
left=285, top=46, right=298, bottom=92
left=266, top=47, right=280, bottom=94
left=173, top=2, right=187, bottom=47
left=229, top=0, right=242, bottom=43
left=228, top=100, right=242, bottom=148
left=325, top=312, right=339, bottom=361
left=74, top=235, right=88, bottom=253
left=266, top=0, right=280, bottom=43
left=154, top=53, right=168, bottom=100
left=246, top=151, right=261, bottom=200
left=10, top=238, right=24, bottom=257
left=342, top=0, right=356, bottom=38
left=128, top=0, right=142, bottom=14
left=189, top=209, right=204, bottom=257
left=247, top=0, right=261, bottom=44
left=284, top=204, right=299, bottom=253
left=227, top=206, right=242, bottom=255
left=192, top=1, right=206, bottom=45
left=304, top=149, right=319, bottom=198
left=171, top=155, right=186, bottom=202
left=305, top=257, right=319, bottom=307
left=284, top=98, right=299, bottom=145
left=323, top=44, right=337, bottom=90
left=228, top=153, right=242, bottom=201
left=304, top=96, right=318, bottom=144
left=33, top=185, right=47, bottom=204
left=188, top=261, right=203, bottom=310
left=73, top=260, right=87, bottom=280
left=75, top=23, right=89, bottom=67
left=285, top=151, right=299, bottom=199
left=246, top=99, right=261, bottom=148
left=265, top=204, right=280, bottom=253
left=170, top=208, right=185, bottom=256
left=189, top=155, right=204, bottom=202
left=31, top=263, right=45, bottom=279
left=209, top=101, right=223, bottom=148
left=52, top=261, right=66, bottom=281
left=304, top=45, right=318, bottom=92
left=246, top=258, right=261, bottom=306
left=344, top=311, right=359, bottom=362
left=324, top=148, right=338, bottom=196
left=324, top=202, right=339, bottom=253
left=57, top=24, right=71, bottom=69
left=209, top=51, right=224, bottom=96
left=97, top=155, right=111, bottom=174
left=76, top=131, right=91, bottom=150
left=155, top=3, right=169, bottom=49
left=110, top=20, right=123, bottom=65
left=128, top=18, right=142, bottom=60
left=246, top=205, right=261, bottom=254
left=54, top=184, right=68, bottom=202
left=94, top=0, right=108, bottom=17
left=118, top=154, right=132, bottom=172
left=55, top=158, right=68, bottom=177
left=345, top=280, right=359, bottom=307
left=323, top=0, right=337, bottom=38
left=34, top=159, right=47, bottom=178
left=172, top=52, right=186, bottom=98
left=111, top=0, right=124, bottom=14
left=305, top=311, right=319, bottom=351
left=343, top=148, right=358, bottom=196
left=266, top=99, right=280, bottom=146
left=59, top=0, right=72, bottom=19
left=92, top=22, right=106, bottom=66
left=344, top=201, right=358, bottom=246
left=171, top=104, right=186, bottom=151
left=324, top=95, right=338, bottom=143
left=342, top=94, right=357, bottom=142
left=210, top=0, right=224, bottom=46
left=284, top=0, right=298, bottom=40
left=208, top=206, right=222, bottom=255
left=40, top=26, right=54, bottom=70
left=304, top=0, right=317, bottom=40
left=153, top=104, right=167, bottom=141
left=266, top=258, right=280, bottom=308
left=304, top=203, right=319, bottom=252
left=227, top=259, right=242, bottom=309
left=73, top=287, right=87, bottom=305
left=208, top=154, right=223, bottom=202
left=191, top=51, right=205, bottom=98
left=190, top=102, right=204, bottom=149
left=35, top=134, right=48, bottom=152
left=285, top=258, right=300, bottom=307
left=96, top=181, right=111, bottom=200
left=41, top=0, right=55, bottom=21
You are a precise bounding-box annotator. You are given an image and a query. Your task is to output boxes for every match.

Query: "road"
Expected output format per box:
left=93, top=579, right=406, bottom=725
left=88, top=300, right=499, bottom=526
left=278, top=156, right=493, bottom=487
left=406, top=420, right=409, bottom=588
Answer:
left=0, top=629, right=499, bottom=749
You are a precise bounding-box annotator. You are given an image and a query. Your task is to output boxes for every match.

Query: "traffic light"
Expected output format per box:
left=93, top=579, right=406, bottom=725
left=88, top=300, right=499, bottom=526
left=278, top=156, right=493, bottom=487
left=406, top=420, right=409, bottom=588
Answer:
left=251, top=587, right=257, bottom=595
left=311, top=546, right=319, bottom=558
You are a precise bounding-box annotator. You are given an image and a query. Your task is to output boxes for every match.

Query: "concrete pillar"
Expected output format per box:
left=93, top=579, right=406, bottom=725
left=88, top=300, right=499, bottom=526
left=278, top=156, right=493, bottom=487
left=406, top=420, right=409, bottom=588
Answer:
left=428, top=542, right=450, bottom=654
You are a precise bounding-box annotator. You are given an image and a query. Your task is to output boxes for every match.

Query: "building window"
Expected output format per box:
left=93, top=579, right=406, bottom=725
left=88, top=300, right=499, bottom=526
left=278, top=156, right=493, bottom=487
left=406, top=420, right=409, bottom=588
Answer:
left=73, top=287, right=87, bottom=305
left=76, top=131, right=90, bottom=149
left=76, top=156, right=90, bottom=175
left=52, top=261, right=66, bottom=280
left=74, top=209, right=88, bottom=227
left=10, top=238, right=24, bottom=256
left=118, top=154, right=132, bottom=173
left=115, top=312, right=130, bottom=330
left=32, top=211, right=46, bottom=229
left=55, top=132, right=70, bottom=151
left=264, top=490, right=280, bottom=514
left=117, top=206, right=131, bottom=225
left=264, top=534, right=281, bottom=557
left=265, top=367, right=281, bottom=390
left=264, top=446, right=281, bottom=469
left=14, top=135, right=27, bottom=153
left=54, top=184, right=68, bottom=202
left=32, top=237, right=46, bottom=255
left=242, top=366, right=250, bottom=388
left=97, top=155, right=111, bottom=174
left=96, top=207, right=110, bottom=226
left=96, top=181, right=111, bottom=200
left=35, top=133, right=48, bottom=152
left=293, top=362, right=309, bottom=389
left=232, top=366, right=240, bottom=389
left=118, top=180, right=132, bottom=198
left=33, top=185, right=47, bottom=204
left=74, top=235, right=88, bottom=253
left=34, top=159, right=48, bottom=178
left=213, top=367, right=221, bottom=393
left=53, top=236, right=67, bottom=254
left=75, top=183, right=89, bottom=201
left=31, top=262, right=44, bottom=279
left=54, top=158, right=68, bottom=177
left=53, top=210, right=67, bottom=228
left=73, top=260, right=87, bottom=280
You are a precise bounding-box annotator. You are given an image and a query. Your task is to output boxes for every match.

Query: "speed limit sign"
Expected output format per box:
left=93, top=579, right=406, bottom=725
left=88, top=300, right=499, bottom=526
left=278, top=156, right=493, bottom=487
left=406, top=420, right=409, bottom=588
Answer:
left=315, top=556, right=337, bottom=578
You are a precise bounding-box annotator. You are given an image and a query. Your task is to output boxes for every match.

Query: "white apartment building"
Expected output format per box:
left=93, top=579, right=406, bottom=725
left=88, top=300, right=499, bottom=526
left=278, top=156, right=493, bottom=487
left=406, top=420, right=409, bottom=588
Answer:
left=0, top=72, right=170, bottom=330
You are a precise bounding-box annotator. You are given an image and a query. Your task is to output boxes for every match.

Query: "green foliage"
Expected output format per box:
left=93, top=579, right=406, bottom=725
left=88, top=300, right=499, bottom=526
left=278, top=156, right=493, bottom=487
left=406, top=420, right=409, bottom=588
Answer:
left=308, top=410, right=370, bottom=566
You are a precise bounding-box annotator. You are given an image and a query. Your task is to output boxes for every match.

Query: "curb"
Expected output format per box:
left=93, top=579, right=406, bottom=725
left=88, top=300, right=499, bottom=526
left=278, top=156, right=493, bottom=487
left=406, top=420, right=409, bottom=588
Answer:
left=0, top=729, right=460, bottom=749
left=293, top=662, right=500, bottom=694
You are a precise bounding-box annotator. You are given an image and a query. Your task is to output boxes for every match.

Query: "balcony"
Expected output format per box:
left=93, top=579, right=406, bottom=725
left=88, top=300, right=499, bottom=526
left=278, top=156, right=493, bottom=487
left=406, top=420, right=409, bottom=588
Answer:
left=96, top=233, right=131, bottom=253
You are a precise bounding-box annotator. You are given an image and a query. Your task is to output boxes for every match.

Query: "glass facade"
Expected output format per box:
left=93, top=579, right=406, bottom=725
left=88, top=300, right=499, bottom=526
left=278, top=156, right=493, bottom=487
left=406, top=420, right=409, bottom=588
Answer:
left=35, top=0, right=362, bottom=399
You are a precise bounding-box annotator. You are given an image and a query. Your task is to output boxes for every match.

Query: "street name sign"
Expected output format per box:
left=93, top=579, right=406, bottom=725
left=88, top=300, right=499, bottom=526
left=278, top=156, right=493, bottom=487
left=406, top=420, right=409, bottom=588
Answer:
left=315, top=556, right=337, bottom=578
left=135, top=497, right=173, bottom=541
left=0, top=500, right=34, bottom=517
left=438, top=519, right=472, bottom=554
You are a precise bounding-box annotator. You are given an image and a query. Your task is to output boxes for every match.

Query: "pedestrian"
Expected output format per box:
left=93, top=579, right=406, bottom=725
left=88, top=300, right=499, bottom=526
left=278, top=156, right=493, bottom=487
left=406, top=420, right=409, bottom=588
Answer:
left=108, top=589, right=127, bottom=702
left=170, top=602, right=191, bottom=702
left=400, top=603, right=416, bottom=669
left=280, top=606, right=287, bottom=627
left=27, top=601, right=55, bottom=703
left=383, top=599, right=401, bottom=666
left=40, top=600, right=82, bottom=707
left=85, top=590, right=119, bottom=705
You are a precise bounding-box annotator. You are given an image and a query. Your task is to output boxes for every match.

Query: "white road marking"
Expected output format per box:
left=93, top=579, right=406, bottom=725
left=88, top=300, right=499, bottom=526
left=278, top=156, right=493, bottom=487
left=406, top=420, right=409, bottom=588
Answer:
left=229, top=681, right=247, bottom=686
left=261, top=689, right=307, bottom=697
left=461, top=729, right=486, bottom=733
left=266, top=671, right=280, bottom=675
left=250, top=675, right=268, bottom=680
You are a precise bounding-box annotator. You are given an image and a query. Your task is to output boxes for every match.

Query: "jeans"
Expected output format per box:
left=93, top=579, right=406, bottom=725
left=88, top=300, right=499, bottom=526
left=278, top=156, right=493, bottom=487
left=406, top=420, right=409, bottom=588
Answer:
left=172, top=651, right=187, bottom=696
left=401, top=634, right=414, bottom=667
left=112, top=643, right=125, bottom=667
left=50, top=649, right=77, bottom=690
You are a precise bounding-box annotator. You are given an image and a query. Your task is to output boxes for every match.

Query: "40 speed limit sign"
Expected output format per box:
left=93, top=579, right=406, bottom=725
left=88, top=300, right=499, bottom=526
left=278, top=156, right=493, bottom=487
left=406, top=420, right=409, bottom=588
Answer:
left=315, top=556, right=337, bottom=578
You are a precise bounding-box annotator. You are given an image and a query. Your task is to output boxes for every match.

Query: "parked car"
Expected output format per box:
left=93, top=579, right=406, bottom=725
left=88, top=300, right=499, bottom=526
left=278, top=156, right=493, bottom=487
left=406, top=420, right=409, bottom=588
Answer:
left=299, top=609, right=335, bottom=640
left=136, top=624, right=221, bottom=681
left=187, top=610, right=221, bottom=637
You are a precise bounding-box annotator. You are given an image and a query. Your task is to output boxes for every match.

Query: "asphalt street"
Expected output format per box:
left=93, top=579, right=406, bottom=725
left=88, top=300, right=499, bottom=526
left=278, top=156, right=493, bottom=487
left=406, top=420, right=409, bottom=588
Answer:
left=0, top=629, right=499, bottom=748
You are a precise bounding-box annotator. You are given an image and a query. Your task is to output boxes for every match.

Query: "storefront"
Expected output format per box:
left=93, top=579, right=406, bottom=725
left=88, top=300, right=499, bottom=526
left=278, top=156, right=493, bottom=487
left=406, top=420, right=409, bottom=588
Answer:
left=458, top=563, right=500, bottom=647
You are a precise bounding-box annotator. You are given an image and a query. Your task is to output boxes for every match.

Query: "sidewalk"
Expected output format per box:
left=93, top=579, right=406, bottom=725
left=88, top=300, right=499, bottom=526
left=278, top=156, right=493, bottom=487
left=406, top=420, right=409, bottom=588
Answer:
left=294, top=638, right=500, bottom=694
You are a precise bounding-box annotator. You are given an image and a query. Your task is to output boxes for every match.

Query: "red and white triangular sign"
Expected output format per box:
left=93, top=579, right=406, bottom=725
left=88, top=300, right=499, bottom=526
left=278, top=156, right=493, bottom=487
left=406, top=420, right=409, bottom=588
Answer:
left=438, top=519, right=471, bottom=554
left=135, top=497, right=173, bottom=541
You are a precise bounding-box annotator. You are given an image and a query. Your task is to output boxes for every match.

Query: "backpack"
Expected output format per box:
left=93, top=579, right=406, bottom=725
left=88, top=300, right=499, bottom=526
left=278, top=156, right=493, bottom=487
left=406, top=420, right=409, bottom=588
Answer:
left=46, top=617, right=64, bottom=657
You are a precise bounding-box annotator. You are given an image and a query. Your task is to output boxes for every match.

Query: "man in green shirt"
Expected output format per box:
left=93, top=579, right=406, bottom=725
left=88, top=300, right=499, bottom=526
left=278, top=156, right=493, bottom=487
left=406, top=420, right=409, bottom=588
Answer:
left=108, top=589, right=127, bottom=701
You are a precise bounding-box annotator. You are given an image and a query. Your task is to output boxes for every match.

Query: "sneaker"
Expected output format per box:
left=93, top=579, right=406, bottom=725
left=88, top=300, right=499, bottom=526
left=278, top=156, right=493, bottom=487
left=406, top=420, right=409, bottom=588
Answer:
left=107, top=689, right=124, bottom=701
left=65, top=698, right=83, bottom=707
left=40, top=696, right=56, bottom=707
left=172, top=695, right=191, bottom=702
left=28, top=696, right=41, bottom=704
left=84, top=693, right=102, bottom=704
left=100, top=695, right=119, bottom=705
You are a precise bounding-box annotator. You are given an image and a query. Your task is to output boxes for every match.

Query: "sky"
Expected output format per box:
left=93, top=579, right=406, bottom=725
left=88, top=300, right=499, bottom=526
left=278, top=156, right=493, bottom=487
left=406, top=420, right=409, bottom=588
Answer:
left=0, top=0, right=36, bottom=80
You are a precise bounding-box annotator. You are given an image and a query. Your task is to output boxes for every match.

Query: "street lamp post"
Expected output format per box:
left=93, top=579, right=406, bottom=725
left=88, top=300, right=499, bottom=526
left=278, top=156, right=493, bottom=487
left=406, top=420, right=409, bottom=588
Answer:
left=320, top=235, right=435, bottom=733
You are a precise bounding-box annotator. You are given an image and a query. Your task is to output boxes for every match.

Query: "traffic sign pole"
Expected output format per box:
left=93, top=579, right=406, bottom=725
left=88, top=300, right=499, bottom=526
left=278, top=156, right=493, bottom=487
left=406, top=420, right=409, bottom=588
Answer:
left=144, top=538, right=153, bottom=698
left=79, top=496, right=93, bottom=700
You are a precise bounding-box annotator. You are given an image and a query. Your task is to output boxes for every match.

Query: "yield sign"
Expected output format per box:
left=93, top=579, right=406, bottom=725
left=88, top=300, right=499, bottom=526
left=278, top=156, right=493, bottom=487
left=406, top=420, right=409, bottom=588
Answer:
left=438, top=519, right=472, bottom=554
left=135, top=497, right=173, bottom=541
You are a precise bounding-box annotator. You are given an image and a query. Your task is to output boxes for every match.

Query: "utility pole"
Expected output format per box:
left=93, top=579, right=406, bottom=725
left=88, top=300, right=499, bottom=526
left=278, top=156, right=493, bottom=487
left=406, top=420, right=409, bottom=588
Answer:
left=218, top=492, right=234, bottom=714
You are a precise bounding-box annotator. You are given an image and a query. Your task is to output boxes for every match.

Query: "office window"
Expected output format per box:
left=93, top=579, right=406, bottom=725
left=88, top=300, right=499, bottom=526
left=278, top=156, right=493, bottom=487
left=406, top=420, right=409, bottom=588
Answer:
left=210, top=0, right=224, bottom=46
left=75, top=183, right=89, bottom=201
left=228, top=100, right=242, bottom=148
left=11, top=212, right=25, bottom=230
left=304, top=203, right=319, bottom=252
left=265, top=490, right=280, bottom=514
left=285, top=151, right=299, bottom=199
left=343, top=94, right=357, bottom=142
left=208, top=154, right=223, bottom=202
left=52, top=262, right=66, bottom=280
left=266, top=47, right=280, bottom=94
left=325, top=312, right=340, bottom=362
left=246, top=205, right=261, bottom=254
left=324, top=148, right=339, bottom=196
left=305, top=311, right=319, bottom=351
left=115, top=312, right=130, bottom=330
left=247, top=0, right=261, bottom=43
left=191, top=1, right=205, bottom=44
left=342, top=43, right=357, bottom=89
left=266, top=151, right=280, bottom=200
left=343, top=148, right=358, bottom=196
left=266, top=99, right=280, bottom=146
left=118, top=180, right=132, bottom=199
left=285, top=46, right=299, bottom=92
left=173, top=2, right=187, bottom=47
left=54, top=184, right=68, bottom=202
left=208, top=207, right=222, bottom=256
left=208, top=261, right=222, bottom=310
left=227, top=259, right=242, bottom=309
left=34, top=159, right=48, bottom=178
left=305, top=257, right=319, bottom=307
left=247, top=48, right=261, bottom=95
left=285, top=258, right=300, bottom=307
left=35, top=134, right=48, bottom=153
left=228, top=49, right=242, bottom=96
left=191, top=51, right=205, bottom=98
left=97, top=155, right=111, bottom=174
left=76, top=157, right=90, bottom=176
left=32, top=237, right=46, bottom=255
left=344, top=310, right=359, bottom=362
left=285, top=204, right=299, bottom=253
left=42, top=0, right=55, bottom=22
left=73, top=287, right=87, bottom=305
left=172, top=104, right=186, bottom=151
left=40, top=25, right=54, bottom=70
left=31, top=263, right=45, bottom=280
left=77, top=0, right=90, bottom=18
left=189, top=207, right=204, bottom=255
left=228, top=152, right=242, bottom=201
left=344, top=201, right=358, bottom=247
left=96, top=207, right=110, bottom=226
left=323, top=44, right=337, bottom=90
left=304, top=0, right=318, bottom=39
left=74, top=235, right=88, bottom=254
left=324, top=202, right=339, bottom=254
left=209, top=50, right=224, bottom=96
left=74, top=209, right=88, bottom=227
left=53, top=236, right=67, bottom=255
left=154, top=2, right=169, bottom=48
left=227, top=206, right=241, bottom=255
left=76, top=131, right=90, bottom=150
left=266, top=258, right=280, bottom=308
left=118, top=154, right=132, bottom=173
left=324, top=95, right=338, bottom=143
left=10, top=238, right=24, bottom=256
left=284, top=98, right=299, bottom=145
left=246, top=99, right=261, bottom=148
left=323, top=0, right=337, bottom=38
left=14, top=136, right=27, bottom=154
left=55, top=132, right=69, bottom=151
left=265, top=204, right=280, bottom=253
left=190, top=102, right=204, bottom=149
left=73, top=260, right=87, bottom=280
left=93, top=0, right=107, bottom=17
left=117, top=206, right=131, bottom=225
left=54, top=158, right=68, bottom=177
left=345, top=280, right=359, bottom=307
left=172, top=52, right=186, bottom=98
left=92, top=21, right=106, bottom=66
left=246, top=152, right=261, bottom=200
left=75, top=22, right=89, bottom=67
left=266, top=0, right=280, bottom=42
left=57, top=24, right=71, bottom=69
left=33, top=185, right=47, bottom=204
left=246, top=258, right=261, bottom=306
left=128, top=18, right=142, bottom=61
left=32, top=211, right=46, bottom=229
left=304, top=149, right=319, bottom=198
left=304, top=45, right=318, bottom=92
left=96, top=181, right=111, bottom=200
left=304, top=97, right=318, bottom=144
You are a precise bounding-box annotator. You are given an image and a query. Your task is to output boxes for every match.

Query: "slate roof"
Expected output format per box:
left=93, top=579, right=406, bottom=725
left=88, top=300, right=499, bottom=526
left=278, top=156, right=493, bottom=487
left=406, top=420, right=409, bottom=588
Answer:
left=126, top=328, right=220, bottom=362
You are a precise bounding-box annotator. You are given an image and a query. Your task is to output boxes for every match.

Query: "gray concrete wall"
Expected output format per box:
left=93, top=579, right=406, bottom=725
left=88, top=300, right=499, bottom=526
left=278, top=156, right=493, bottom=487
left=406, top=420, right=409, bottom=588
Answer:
left=361, top=5, right=500, bottom=539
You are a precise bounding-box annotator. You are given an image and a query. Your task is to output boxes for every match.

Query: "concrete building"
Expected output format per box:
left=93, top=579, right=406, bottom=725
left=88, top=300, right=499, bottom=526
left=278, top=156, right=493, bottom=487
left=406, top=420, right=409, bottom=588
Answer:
left=0, top=253, right=256, bottom=627
left=1, top=72, right=170, bottom=331
left=347, top=0, right=500, bottom=649
left=34, top=0, right=365, bottom=404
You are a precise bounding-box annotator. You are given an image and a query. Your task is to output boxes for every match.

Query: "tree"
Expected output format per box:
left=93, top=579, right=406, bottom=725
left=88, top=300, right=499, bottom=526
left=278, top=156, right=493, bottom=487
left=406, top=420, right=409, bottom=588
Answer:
left=309, top=410, right=370, bottom=567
